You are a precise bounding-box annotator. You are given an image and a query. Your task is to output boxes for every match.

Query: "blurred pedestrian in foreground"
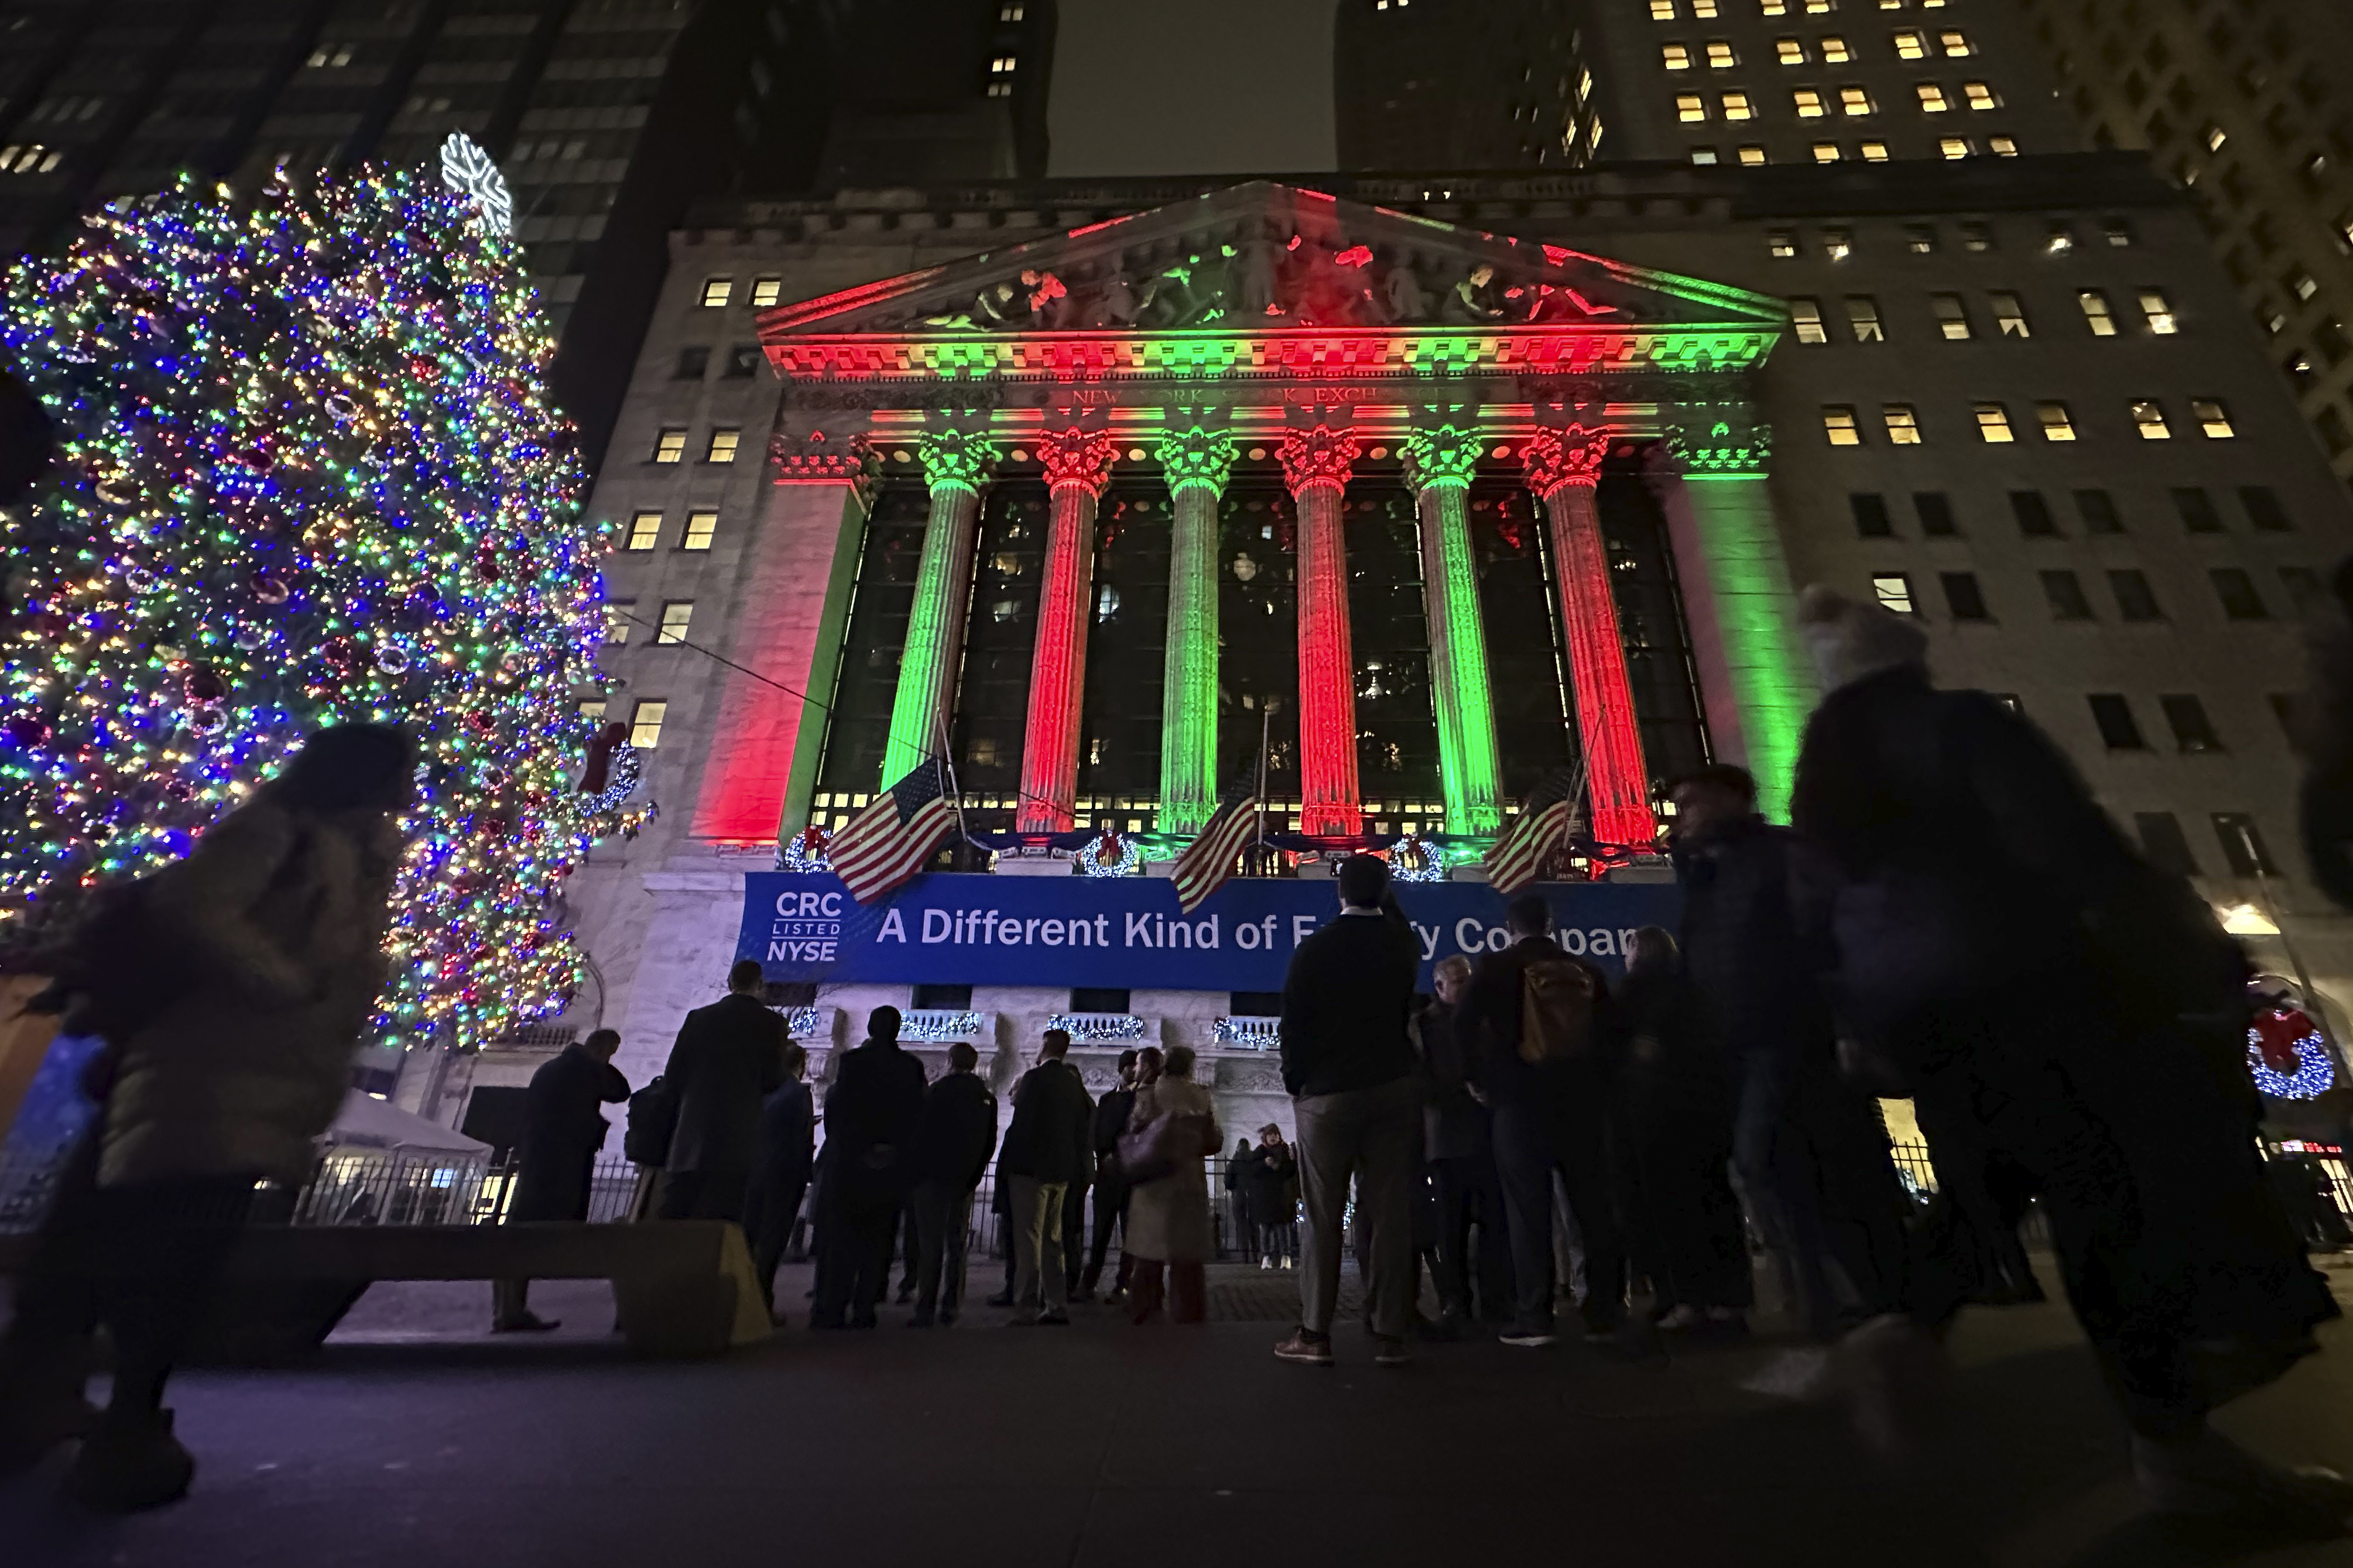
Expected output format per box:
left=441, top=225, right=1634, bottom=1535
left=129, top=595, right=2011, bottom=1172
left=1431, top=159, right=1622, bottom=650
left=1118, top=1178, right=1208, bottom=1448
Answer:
left=1123, top=1045, right=1219, bottom=1323
left=657, top=959, right=787, bottom=1222
left=493, top=1027, right=630, bottom=1332
left=1789, top=585, right=2347, bottom=1531
left=0, top=723, right=412, bottom=1511
left=906, top=1041, right=996, bottom=1327
left=742, top=1041, right=813, bottom=1323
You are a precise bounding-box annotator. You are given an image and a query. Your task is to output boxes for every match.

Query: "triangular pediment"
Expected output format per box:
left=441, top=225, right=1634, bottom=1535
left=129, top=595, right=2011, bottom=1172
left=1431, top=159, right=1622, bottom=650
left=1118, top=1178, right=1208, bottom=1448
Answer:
left=758, top=180, right=1782, bottom=342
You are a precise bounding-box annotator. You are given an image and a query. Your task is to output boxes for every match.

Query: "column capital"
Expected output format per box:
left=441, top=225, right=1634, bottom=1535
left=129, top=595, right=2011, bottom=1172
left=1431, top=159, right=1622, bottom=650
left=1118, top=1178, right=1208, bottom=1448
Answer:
left=1520, top=423, right=1609, bottom=496
left=1277, top=423, right=1361, bottom=495
left=1399, top=424, right=1482, bottom=493
left=1155, top=424, right=1239, bottom=495
left=1661, top=402, right=1772, bottom=476
left=769, top=428, right=878, bottom=501
left=916, top=427, right=1001, bottom=495
left=1036, top=426, right=1119, bottom=497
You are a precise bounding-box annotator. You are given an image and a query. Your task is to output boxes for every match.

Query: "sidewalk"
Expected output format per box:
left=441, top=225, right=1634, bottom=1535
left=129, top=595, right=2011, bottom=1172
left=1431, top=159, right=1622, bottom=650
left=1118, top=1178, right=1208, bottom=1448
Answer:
left=4, top=1260, right=2351, bottom=1568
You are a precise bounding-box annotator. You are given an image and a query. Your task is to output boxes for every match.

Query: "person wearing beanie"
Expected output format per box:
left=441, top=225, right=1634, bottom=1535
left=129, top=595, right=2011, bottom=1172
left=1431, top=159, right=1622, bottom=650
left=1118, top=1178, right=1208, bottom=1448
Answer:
left=1788, top=586, right=2347, bottom=1530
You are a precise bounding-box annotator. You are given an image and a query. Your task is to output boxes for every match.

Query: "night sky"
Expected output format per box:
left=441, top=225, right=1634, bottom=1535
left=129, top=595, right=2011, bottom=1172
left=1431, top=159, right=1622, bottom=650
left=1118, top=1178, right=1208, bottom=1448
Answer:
left=1048, top=0, right=1338, bottom=178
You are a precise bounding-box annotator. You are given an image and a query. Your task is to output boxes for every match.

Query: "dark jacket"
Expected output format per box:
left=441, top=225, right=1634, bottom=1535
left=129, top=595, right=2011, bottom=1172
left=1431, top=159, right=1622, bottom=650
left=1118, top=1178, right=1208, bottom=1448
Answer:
left=1237, top=1142, right=1298, bottom=1228
left=1277, top=910, right=1419, bottom=1099
left=1416, top=999, right=1488, bottom=1161
left=661, top=992, right=788, bottom=1174
left=998, top=1058, right=1093, bottom=1183
left=511, top=1045, right=630, bottom=1222
left=1672, top=815, right=1836, bottom=1062
left=911, top=1070, right=998, bottom=1192
left=1092, top=1083, right=1136, bottom=1155
left=821, top=1037, right=929, bottom=1195
left=1612, top=966, right=1727, bottom=1135
left=1462, top=935, right=1615, bottom=1107
left=750, top=1080, right=815, bottom=1191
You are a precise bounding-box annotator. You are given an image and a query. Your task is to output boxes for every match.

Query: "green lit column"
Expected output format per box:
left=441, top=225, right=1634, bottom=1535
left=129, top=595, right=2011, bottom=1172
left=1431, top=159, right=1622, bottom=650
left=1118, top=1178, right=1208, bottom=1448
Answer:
left=1155, top=424, right=1238, bottom=835
left=1399, top=424, right=1503, bottom=836
left=1645, top=406, right=1814, bottom=822
left=882, top=427, right=999, bottom=788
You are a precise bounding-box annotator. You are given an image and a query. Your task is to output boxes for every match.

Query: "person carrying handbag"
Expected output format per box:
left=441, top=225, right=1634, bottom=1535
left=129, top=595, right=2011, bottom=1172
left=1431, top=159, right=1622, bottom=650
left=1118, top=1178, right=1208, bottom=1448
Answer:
left=1118, top=1047, right=1218, bottom=1323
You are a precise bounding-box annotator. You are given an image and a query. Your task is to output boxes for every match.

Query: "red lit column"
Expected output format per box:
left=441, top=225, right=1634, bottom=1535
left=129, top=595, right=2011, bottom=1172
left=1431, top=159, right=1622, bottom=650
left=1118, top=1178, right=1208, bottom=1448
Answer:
left=1280, top=424, right=1364, bottom=838
left=1523, top=426, right=1656, bottom=849
left=1017, top=426, right=1118, bottom=833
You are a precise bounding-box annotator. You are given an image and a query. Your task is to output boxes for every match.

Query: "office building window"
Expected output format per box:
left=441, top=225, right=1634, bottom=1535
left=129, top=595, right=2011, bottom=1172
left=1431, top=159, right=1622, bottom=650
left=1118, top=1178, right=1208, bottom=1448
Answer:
left=1906, top=224, right=1937, bottom=253
left=2075, top=489, right=2122, bottom=533
left=1841, top=85, right=1874, bottom=115
left=1939, top=137, right=1972, bottom=159
left=705, top=428, right=741, bottom=462
left=699, top=277, right=733, bottom=308
left=1962, top=81, right=1999, bottom=109
left=1651, top=0, right=1677, bottom=16
left=1769, top=228, right=1799, bottom=257
left=2130, top=400, right=2171, bottom=440
left=724, top=345, right=762, bottom=378
left=1823, top=227, right=1851, bottom=260
left=1708, top=40, right=1739, bottom=66
left=652, top=428, right=687, bottom=463
left=2041, top=569, right=2094, bottom=620
left=1791, top=298, right=1828, bottom=341
left=1883, top=403, right=1922, bottom=443
left=2239, top=486, right=2290, bottom=532
left=603, top=601, right=632, bottom=644
left=1813, top=141, right=1842, bottom=162
left=1960, top=221, right=1993, bottom=251
left=2109, top=569, right=2163, bottom=621
left=656, top=602, right=693, bottom=645
left=1918, top=83, right=1951, bottom=112
left=2139, top=290, right=2177, bottom=334
left=1941, top=571, right=1989, bottom=620
left=2035, top=401, right=2077, bottom=441
left=625, top=510, right=662, bottom=550
left=2171, top=487, right=2222, bottom=533
left=1851, top=492, right=1893, bottom=536
left=2088, top=694, right=2145, bottom=749
left=578, top=698, right=608, bottom=725
left=1663, top=43, right=1693, bottom=68
left=751, top=277, right=783, bottom=307
left=629, top=699, right=669, bottom=749
left=1677, top=93, right=1708, bottom=121
left=1848, top=296, right=1885, bottom=340
left=1737, top=143, right=1767, bottom=164
left=2136, top=812, right=2199, bottom=876
left=1931, top=293, right=1971, bottom=339
left=1974, top=402, right=2015, bottom=442
left=1872, top=572, right=1917, bottom=613
left=1821, top=35, right=1852, bottom=60
left=2103, top=219, right=2135, bottom=246
left=2211, top=567, right=2268, bottom=620
left=1861, top=139, right=1889, bottom=160
left=2006, top=492, right=2056, bottom=538
left=1914, top=491, right=1958, bottom=535
left=674, top=346, right=710, bottom=380
left=1824, top=405, right=1863, bottom=444
left=1939, top=28, right=1972, bottom=53
left=681, top=510, right=719, bottom=551
left=2160, top=694, right=2221, bottom=752
left=2212, top=813, right=2277, bottom=876
left=2078, top=290, right=2118, bottom=335
left=1691, top=146, right=1721, bottom=163
left=2190, top=399, right=2235, bottom=438
left=1694, top=0, right=1719, bottom=13
left=1793, top=87, right=1827, bottom=117
left=1777, top=36, right=1807, bottom=62
left=1988, top=291, right=2029, bottom=336
left=1893, top=29, right=1927, bottom=57
left=1988, top=135, right=2018, bottom=155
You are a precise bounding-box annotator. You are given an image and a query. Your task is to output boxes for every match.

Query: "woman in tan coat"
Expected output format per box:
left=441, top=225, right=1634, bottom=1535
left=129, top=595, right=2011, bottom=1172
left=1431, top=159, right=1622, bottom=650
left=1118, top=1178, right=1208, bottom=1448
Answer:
left=0, top=723, right=411, bottom=1511
left=1124, top=1045, right=1219, bottom=1324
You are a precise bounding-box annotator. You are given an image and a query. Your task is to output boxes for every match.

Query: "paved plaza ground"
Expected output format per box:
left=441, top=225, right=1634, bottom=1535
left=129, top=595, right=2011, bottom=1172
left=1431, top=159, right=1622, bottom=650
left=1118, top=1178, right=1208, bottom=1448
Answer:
left=6, top=1258, right=2353, bottom=1568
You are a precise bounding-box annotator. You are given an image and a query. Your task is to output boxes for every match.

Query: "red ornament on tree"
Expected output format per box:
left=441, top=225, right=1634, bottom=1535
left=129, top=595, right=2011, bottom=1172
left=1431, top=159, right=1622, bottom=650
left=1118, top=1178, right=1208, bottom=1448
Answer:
left=2252, top=1007, right=2316, bottom=1075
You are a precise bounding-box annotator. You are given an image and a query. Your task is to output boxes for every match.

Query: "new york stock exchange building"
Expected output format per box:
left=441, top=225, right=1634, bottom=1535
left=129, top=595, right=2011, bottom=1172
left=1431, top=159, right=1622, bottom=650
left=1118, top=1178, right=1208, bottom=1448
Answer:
left=467, top=160, right=2352, bottom=1139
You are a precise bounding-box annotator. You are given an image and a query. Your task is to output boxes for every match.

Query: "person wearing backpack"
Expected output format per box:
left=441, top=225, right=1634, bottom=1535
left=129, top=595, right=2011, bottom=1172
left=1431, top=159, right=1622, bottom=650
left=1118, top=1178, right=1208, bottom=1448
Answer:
left=1462, top=894, right=1625, bottom=1349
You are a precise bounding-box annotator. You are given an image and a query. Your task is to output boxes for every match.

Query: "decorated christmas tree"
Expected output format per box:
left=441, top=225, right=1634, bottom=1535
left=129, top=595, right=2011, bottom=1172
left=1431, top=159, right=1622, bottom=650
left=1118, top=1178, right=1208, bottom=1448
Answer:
left=0, top=155, right=642, bottom=1054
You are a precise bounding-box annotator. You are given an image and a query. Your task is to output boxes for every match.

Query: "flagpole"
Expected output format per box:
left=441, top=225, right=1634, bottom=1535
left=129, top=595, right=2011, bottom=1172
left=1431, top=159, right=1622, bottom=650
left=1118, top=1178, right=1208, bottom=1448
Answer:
left=933, top=706, right=971, bottom=852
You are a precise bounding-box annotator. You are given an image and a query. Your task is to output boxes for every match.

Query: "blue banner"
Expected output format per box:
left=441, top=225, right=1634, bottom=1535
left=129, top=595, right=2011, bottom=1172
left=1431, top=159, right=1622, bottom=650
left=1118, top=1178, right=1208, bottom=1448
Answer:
left=739, top=872, right=1681, bottom=991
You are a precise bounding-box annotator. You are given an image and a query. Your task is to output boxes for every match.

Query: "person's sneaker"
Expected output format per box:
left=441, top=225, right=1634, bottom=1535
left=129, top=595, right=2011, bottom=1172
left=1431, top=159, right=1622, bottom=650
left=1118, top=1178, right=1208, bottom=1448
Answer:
left=63, top=1409, right=194, bottom=1514
left=1273, top=1329, right=1334, bottom=1365
left=1280, top=1257, right=1294, bottom=1270
left=1374, top=1337, right=1411, bottom=1367
left=491, top=1312, right=560, bottom=1333
left=1653, top=1304, right=1704, bottom=1332
left=1259, top=1256, right=1274, bottom=1271
left=1498, top=1328, right=1558, bottom=1349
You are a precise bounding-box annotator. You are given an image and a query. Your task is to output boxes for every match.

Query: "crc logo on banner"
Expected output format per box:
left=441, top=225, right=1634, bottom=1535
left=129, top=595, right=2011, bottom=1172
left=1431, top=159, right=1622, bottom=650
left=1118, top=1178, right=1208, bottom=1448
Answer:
left=739, top=872, right=1681, bottom=991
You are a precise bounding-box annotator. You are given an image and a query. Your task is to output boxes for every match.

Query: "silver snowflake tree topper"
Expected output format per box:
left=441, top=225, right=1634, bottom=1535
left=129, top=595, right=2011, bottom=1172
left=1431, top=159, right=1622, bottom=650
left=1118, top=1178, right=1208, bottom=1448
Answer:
left=439, top=131, right=512, bottom=234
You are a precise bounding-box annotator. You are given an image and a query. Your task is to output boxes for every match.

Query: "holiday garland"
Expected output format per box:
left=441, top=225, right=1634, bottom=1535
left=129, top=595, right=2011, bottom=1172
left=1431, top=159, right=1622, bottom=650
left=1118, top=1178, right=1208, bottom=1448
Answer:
left=0, top=166, right=641, bottom=1052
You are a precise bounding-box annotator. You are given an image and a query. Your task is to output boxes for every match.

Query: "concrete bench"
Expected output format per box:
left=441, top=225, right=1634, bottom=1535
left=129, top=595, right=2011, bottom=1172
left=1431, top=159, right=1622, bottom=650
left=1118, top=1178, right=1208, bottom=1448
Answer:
left=0, top=1220, right=772, bottom=1361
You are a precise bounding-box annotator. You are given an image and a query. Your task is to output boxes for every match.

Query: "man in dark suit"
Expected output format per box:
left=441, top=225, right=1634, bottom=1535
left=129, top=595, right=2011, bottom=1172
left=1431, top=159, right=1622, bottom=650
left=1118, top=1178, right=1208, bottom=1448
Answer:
left=493, top=1028, right=630, bottom=1332
left=1081, top=1049, right=1140, bottom=1300
left=742, top=1042, right=814, bottom=1322
left=907, top=1041, right=998, bottom=1327
left=812, top=1006, right=929, bottom=1329
left=658, top=960, right=787, bottom=1223
left=998, top=1028, right=1094, bottom=1326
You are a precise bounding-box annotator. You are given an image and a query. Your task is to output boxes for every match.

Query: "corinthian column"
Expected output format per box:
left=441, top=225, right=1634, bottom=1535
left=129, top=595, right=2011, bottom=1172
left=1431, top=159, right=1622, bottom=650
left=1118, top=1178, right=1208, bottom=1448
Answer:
left=1399, top=424, right=1503, bottom=837
left=1155, top=424, right=1238, bottom=835
left=1016, top=426, right=1118, bottom=833
left=882, top=427, right=998, bottom=788
left=1278, top=424, right=1364, bottom=838
left=1522, top=424, right=1655, bottom=849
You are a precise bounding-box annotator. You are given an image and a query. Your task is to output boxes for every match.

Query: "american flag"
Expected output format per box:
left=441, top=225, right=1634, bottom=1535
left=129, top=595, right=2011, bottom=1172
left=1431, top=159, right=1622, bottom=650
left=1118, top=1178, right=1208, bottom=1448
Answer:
left=1169, top=766, right=1262, bottom=914
left=1484, top=767, right=1581, bottom=896
left=830, top=757, right=958, bottom=904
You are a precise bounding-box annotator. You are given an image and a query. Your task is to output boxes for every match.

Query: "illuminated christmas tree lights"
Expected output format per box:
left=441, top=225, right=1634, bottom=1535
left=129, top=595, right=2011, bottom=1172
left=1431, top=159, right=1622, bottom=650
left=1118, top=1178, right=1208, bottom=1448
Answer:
left=0, top=165, right=641, bottom=1052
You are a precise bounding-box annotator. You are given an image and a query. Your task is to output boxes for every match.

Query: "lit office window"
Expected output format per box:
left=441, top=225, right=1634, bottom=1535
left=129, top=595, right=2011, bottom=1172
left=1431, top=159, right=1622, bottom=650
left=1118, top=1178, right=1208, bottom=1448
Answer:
left=1650, top=0, right=1677, bottom=18
left=1677, top=93, right=1708, bottom=121
left=1939, top=29, right=1971, bottom=54
left=1939, top=138, right=1970, bottom=158
left=1847, top=295, right=1885, bottom=340
left=1760, top=0, right=1787, bottom=12
left=706, top=428, right=741, bottom=462
left=2139, top=290, right=2178, bottom=334
left=1791, top=298, right=1829, bottom=342
left=2046, top=224, right=2074, bottom=253
left=1813, top=141, right=1841, bottom=162
left=2078, top=290, right=2117, bottom=335
left=1893, top=29, right=1927, bottom=57
left=1663, top=42, right=1692, bottom=67
left=625, top=510, right=663, bottom=550
left=699, top=277, right=733, bottom=308
left=1962, top=81, right=1999, bottom=109
left=1872, top=573, right=1917, bottom=614
left=2191, top=399, right=2235, bottom=438
left=1840, top=85, right=1874, bottom=115
left=604, top=602, right=632, bottom=644
left=1988, top=135, right=2018, bottom=155
left=1883, top=403, right=1922, bottom=443
left=1974, top=402, right=2016, bottom=442
left=1738, top=143, right=1767, bottom=163
left=1824, top=227, right=1853, bottom=260
left=1769, top=228, right=1799, bottom=257
left=751, top=277, right=783, bottom=307
left=629, top=700, right=668, bottom=749
left=1793, top=87, right=1827, bottom=117
left=1991, top=292, right=2030, bottom=336
left=1861, top=140, right=1889, bottom=160
left=578, top=699, right=608, bottom=725
left=657, top=602, right=694, bottom=644
left=1723, top=90, right=1755, bottom=119
left=2201, top=121, right=2227, bottom=153
left=652, top=428, right=687, bottom=463
left=1777, top=36, right=1807, bottom=62
left=1823, top=404, right=1864, bottom=444
left=1693, top=0, right=1719, bottom=13
left=681, top=510, right=719, bottom=550
left=1690, top=146, right=1720, bottom=163
left=2130, top=400, right=2172, bottom=440
left=1917, top=83, right=1951, bottom=112
left=1906, top=224, right=1936, bottom=253
left=1931, top=294, right=1971, bottom=339
left=2035, top=402, right=2077, bottom=441
left=1821, top=36, right=1851, bottom=61
left=1707, top=39, right=1738, bottom=66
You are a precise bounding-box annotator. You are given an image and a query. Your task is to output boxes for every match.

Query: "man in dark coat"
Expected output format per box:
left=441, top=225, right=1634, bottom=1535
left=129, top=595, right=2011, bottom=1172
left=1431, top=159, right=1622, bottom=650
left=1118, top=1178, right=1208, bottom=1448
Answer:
left=1461, top=896, right=1624, bottom=1347
left=811, top=1006, right=929, bottom=1329
left=997, top=1028, right=1092, bottom=1325
left=1422, top=956, right=1511, bottom=1321
left=742, top=1042, right=814, bottom=1321
left=492, top=1028, right=631, bottom=1331
left=907, top=1041, right=998, bottom=1326
left=1080, top=1048, right=1140, bottom=1299
left=658, top=960, right=787, bottom=1223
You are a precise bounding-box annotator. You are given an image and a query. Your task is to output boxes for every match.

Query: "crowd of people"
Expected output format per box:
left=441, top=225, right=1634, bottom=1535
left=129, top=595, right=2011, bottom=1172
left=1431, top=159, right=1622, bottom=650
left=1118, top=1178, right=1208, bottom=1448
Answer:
left=2, top=584, right=2351, bottom=1535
